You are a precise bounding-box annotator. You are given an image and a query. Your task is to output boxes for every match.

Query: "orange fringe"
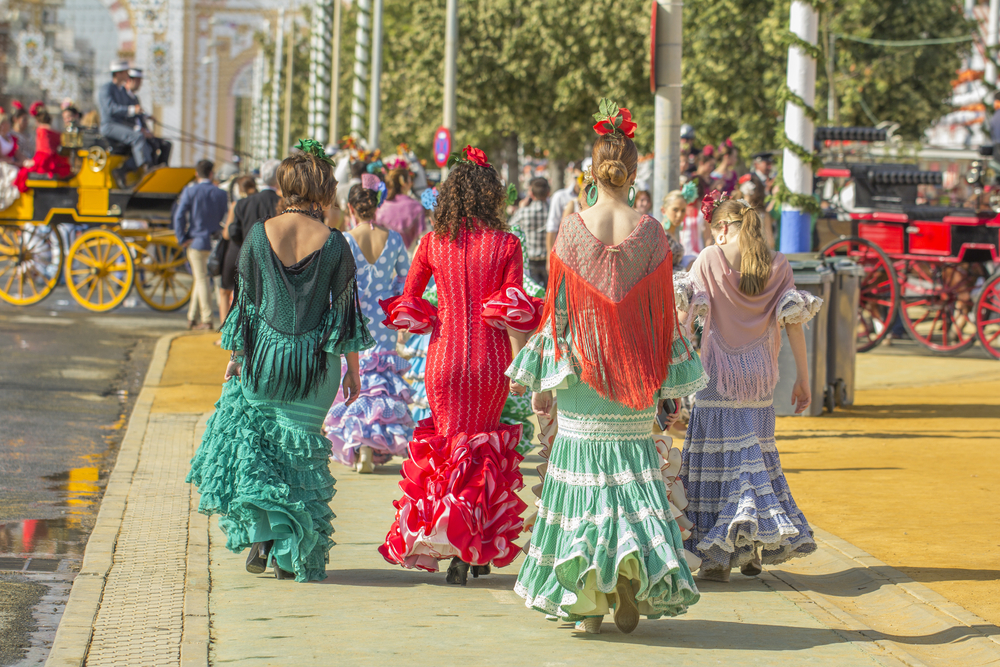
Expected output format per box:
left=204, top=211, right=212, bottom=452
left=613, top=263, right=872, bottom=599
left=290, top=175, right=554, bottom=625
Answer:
left=539, top=253, right=676, bottom=411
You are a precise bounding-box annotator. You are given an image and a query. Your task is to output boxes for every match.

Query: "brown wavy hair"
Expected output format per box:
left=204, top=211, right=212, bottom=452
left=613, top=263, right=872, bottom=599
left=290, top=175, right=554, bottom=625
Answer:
left=385, top=167, right=411, bottom=200
left=433, top=162, right=507, bottom=241
left=709, top=199, right=772, bottom=296
left=348, top=184, right=379, bottom=222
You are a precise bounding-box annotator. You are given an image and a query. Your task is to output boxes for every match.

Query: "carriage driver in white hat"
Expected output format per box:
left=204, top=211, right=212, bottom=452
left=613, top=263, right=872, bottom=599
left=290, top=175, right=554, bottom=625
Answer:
left=97, top=59, right=153, bottom=187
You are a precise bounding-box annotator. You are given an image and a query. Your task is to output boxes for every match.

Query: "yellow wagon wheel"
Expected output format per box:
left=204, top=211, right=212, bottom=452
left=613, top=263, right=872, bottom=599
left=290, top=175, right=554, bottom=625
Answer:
left=0, top=225, right=64, bottom=306
left=66, top=229, right=135, bottom=312
left=134, top=239, right=193, bottom=311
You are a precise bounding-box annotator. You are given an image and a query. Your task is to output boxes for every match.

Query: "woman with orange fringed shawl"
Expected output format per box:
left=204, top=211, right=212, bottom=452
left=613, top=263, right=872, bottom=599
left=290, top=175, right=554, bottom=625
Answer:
left=507, top=99, right=708, bottom=636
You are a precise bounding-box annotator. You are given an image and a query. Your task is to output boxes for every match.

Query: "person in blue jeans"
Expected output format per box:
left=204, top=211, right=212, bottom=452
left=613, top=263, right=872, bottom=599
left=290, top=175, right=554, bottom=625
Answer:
left=173, top=160, right=229, bottom=329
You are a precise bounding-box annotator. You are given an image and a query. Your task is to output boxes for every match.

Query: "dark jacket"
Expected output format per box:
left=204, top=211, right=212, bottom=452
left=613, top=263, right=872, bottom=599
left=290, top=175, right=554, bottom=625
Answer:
left=173, top=180, right=229, bottom=251
left=229, top=189, right=281, bottom=246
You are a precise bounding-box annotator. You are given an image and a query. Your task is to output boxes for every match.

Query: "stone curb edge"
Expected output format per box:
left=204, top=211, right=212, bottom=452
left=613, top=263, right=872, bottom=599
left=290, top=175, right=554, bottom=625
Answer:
left=180, top=414, right=212, bottom=667
left=44, top=331, right=192, bottom=667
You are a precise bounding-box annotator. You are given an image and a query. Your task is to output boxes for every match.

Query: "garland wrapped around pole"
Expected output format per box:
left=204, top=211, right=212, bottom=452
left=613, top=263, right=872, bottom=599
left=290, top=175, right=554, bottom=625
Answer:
left=776, top=0, right=822, bottom=250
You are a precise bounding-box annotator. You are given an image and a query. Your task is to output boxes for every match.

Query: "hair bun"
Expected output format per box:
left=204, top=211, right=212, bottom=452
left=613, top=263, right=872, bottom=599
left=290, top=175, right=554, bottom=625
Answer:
left=596, top=159, right=628, bottom=188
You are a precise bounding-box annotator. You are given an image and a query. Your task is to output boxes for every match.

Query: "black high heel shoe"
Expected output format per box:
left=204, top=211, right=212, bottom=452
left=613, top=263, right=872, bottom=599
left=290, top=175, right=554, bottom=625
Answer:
left=245, top=541, right=272, bottom=574
left=271, top=556, right=294, bottom=580
left=471, top=564, right=491, bottom=578
left=445, top=557, right=469, bottom=586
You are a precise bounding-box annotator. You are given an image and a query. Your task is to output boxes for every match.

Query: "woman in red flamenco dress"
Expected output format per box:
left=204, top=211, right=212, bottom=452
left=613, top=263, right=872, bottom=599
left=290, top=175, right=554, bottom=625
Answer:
left=379, top=145, right=543, bottom=585
left=15, top=102, right=72, bottom=193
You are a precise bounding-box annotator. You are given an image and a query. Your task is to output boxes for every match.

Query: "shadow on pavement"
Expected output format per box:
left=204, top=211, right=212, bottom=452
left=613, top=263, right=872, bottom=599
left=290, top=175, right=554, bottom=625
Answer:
left=797, top=404, right=1000, bottom=420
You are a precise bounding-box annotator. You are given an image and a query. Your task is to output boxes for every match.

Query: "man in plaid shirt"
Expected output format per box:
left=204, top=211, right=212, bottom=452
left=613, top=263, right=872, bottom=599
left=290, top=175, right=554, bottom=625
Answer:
left=510, top=177, right=550, bottom=286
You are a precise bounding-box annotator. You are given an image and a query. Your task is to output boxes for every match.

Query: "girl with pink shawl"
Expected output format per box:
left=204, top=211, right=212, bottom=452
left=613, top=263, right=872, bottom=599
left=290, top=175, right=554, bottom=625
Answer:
left=678, top=195, right=822, bottom=582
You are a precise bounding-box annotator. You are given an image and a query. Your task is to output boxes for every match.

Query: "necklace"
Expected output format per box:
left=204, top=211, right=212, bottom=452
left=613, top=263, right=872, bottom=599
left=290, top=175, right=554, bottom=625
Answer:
left=282, top=207, right=322, bottom=220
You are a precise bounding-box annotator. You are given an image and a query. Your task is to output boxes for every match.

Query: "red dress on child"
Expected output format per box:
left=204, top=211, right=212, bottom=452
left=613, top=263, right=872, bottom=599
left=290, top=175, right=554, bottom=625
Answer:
left=379, top=225, right=542, bottom=570
left=15, top=127, right=72, bottom=192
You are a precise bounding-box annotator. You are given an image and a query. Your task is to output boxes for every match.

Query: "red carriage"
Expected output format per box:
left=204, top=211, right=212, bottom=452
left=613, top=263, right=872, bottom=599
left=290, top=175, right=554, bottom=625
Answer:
left=815, top=131, right=1000, bottom=359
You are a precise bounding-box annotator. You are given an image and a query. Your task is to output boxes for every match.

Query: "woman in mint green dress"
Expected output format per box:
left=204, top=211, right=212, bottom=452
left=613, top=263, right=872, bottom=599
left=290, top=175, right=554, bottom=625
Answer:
left=187, top=148, right=374, bottom=582
left=507, top=102, right=706, bottom=634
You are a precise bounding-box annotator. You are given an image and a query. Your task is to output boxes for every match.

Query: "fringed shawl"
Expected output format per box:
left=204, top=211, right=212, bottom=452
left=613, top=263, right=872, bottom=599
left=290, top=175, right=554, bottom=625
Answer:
left=228, top=223, right=369, bottom=402
left=538, top=213, right=678, bottom=411
left=690, top=246, right=796, bottom=402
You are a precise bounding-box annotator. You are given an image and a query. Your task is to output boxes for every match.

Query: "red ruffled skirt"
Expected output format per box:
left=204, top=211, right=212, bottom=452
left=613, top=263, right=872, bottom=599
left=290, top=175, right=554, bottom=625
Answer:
left=15, top=153, right=72, bottom=193
left=379, top=417, right=527, bottom=570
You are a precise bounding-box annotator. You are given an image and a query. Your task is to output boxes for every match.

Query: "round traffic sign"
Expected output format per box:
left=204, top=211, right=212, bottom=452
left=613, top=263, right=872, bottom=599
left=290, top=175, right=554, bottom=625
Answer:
left=434, top=126, right=451, bottom=168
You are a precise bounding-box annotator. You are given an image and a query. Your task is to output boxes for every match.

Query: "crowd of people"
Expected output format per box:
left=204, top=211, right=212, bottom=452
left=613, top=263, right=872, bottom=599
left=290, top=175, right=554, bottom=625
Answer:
left=183, top=98, right=822, bottom=637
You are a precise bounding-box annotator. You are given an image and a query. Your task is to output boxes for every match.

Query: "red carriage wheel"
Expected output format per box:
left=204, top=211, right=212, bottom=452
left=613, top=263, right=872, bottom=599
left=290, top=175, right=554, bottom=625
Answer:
left=975, top=272, right=1000, bottom=360
left=899, top=261, right=983, bottom=355
left=821, top=236, right=899, bottom=353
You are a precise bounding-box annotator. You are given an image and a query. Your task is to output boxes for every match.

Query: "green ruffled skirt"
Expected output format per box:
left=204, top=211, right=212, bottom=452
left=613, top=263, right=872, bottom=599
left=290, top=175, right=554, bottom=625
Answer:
left=511, top=338, right=705, bottom=620
left=186, top=355, right=341, bottom=583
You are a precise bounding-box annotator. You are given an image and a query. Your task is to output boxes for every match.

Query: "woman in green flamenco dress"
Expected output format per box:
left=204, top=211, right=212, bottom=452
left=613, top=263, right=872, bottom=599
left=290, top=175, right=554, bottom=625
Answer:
left=187, top=147, right=374, bottom=582
left=507, top=101, right=707, bottom=634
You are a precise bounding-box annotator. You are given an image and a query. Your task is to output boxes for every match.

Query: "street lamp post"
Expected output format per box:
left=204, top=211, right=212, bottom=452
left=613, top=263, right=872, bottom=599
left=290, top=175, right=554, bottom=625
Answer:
left=442, top=0, right=457, bottom=177
left=368, top=0, right=383, bottom=150
left=329, top=0, right=343, bottom=145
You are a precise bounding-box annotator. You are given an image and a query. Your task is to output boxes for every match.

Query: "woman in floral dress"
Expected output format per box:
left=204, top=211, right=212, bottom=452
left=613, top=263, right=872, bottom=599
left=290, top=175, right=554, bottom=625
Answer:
left=325, top=177, right=415, bottom=472
left=508, top=101, right=706, bottom=634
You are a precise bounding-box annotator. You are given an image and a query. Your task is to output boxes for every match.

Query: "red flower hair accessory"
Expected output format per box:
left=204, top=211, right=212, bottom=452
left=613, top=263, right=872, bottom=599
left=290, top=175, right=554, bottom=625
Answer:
left=700, top=190, right=729, bottom=221
left=29, top=102, right=44, bottom=117
left=592, top=98, right=636, bottom=139
left=384, top=157, right=409, bottom=171
left=11, top=100, right=23, bottom=111
left=447, top=145, right=492, bottom=169
left=738, top=173, right=751, bottom=184
left=702, top=144, right=715, bottom=157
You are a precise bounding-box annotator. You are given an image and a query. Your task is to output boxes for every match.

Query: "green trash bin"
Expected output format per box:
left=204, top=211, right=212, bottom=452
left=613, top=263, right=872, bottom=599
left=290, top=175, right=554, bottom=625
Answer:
left=774, top=256, right=833, bottom=417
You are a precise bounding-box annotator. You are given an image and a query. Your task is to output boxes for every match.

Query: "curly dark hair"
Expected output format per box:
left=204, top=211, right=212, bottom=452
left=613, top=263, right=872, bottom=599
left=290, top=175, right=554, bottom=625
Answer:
left=434, top=162, right=507, bottom=241
left=348, top=184, right=379, bottom=221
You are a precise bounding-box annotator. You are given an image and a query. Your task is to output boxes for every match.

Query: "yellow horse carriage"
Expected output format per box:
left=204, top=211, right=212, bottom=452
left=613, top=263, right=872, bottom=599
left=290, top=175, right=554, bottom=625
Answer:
left=0, top=140, right=197, bottom=312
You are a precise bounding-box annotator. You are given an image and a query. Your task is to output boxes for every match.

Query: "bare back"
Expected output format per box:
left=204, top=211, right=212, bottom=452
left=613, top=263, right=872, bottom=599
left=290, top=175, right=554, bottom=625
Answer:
left=263, top=213, right=332, bottom=266
left=348, top=223, right=390, bottom=265
left=578, top=199, right=645, bottom=246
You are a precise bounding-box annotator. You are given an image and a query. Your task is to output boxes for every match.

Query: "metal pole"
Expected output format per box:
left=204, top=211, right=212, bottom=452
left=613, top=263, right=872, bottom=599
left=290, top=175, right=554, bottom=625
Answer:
left=779, top=0, right=818, bottom=254
left=329, top=0, right=342, bottom=145
left=987, top=0, right=999, bottom=87
left=442, top=0, right=457, bottom=177
left=827, top=30, right=837, bottom=124
left=652, top=0, right=682, bottom=215
left=350, top=0, right=371, bottom=138
left=282, top=12, right=295, bottom=156
left=308, top=0, right=334, bottom=144
left=270, top=9, right=284, bottom=159
left=367, top=0, right=383, bottom=149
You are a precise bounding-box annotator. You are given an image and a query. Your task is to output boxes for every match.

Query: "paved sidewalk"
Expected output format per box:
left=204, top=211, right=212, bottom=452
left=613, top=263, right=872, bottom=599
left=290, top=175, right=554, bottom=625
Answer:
left=43, top=334, right=1000, bottom=666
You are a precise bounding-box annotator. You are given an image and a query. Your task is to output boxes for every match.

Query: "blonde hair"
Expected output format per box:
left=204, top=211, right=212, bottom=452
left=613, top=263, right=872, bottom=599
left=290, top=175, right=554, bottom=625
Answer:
left=662, top=189, right=685, bottom=209
left=710, top=199, right=772, bottom=296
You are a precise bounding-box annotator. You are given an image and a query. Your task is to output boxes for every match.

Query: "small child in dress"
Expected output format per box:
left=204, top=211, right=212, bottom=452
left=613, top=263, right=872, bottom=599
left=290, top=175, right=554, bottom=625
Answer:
left=660, top=189, right=693, bottom=269
left=679, top=194, right=822, bottom=582
left=15, top=102, right=72, bottom=192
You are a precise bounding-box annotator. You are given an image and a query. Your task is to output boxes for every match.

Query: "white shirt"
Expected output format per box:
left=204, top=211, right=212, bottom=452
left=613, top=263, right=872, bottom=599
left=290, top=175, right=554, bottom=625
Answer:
left=545, top=186, right=577, bottom=233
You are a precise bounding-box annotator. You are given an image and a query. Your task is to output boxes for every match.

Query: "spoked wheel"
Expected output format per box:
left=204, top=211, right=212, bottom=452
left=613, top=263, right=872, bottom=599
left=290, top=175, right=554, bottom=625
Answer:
left=0, top=225, right=65, bottom=306
left=821, top=236, right=899, bottom=352
left=899, top=261, right=983, bottom=355
left=975, top=272, right=1000, bottom=360
left=65, top=229, right=135, bottom=312
left=133, top=240, right=193, bottom=311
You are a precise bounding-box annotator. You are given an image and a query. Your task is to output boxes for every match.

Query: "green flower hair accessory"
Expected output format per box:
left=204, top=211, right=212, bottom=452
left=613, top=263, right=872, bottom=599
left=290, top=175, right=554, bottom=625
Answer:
left=506, top=183, right=518, bottom=206
left=681, top=180, right=698, bottom=204
left=294, top=138, right=335, bottom=166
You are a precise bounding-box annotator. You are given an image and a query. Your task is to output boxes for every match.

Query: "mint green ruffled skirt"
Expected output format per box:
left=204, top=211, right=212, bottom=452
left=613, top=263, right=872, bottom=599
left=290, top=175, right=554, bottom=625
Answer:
left=186, top=355, right=341, bottom=583
left=511, top=338, right=706, bottom=620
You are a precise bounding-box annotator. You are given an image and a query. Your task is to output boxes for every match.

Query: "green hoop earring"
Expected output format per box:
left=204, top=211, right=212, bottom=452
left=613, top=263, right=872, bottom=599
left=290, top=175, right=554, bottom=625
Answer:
left=586, top=184, right=599, bottom=207
left=628, top=186, right=636, bottom=207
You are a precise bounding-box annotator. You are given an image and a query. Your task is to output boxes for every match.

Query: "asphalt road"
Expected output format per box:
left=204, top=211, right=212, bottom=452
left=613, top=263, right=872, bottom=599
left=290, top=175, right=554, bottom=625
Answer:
left=0, top=287, right=191, bottom=666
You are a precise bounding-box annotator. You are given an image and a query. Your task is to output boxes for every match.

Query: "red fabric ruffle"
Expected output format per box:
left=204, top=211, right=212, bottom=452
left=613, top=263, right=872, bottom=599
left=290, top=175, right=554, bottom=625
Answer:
left=481, top=282, right=543, bottom=333
left=378, top=417, right=527, bottom=570
left=379, top=294, right=438, bottom=335
left=15, top=152, right=72, bottom=193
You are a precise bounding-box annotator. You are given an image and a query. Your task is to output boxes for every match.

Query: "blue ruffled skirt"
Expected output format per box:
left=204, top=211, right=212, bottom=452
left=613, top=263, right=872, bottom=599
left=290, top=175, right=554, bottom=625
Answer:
left=680, top=376, right=816, bottom=571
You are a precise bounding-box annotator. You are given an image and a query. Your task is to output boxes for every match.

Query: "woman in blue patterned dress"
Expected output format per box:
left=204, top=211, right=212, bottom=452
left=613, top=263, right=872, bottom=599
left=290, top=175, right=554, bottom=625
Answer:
left=678, top=196, right=822, bottom=582
left=325, top=179, right=415, bottom=473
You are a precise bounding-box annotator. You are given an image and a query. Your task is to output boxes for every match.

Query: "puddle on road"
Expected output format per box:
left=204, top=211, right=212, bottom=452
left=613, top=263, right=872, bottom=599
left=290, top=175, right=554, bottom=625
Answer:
left=0, top=518, right=88, bottom=558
